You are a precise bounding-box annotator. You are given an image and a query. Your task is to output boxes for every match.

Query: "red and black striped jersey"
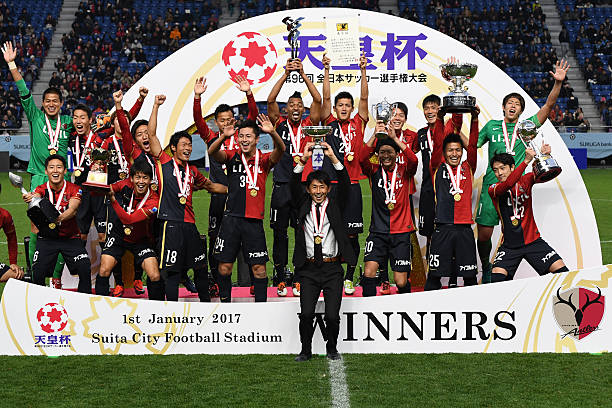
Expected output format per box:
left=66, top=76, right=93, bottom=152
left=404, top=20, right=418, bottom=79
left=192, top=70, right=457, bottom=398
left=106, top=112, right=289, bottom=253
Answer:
left=96, top=135, right=129, bottom=184
left=360, top=144, right=418, bottom=234
left=430, top=117, right=479, bottom=225
left=273, top=115, right=312, bottom=183
left=223, top=149, right=273, bottom=220
left=34, top=181, right=82, bottom=239
left=489, top=161, right=541, bottom=248
left=395, top=128, right=418, bottom=194
left=116, top=108, right=159, bottom=185
left=0, top=207, right=17, bottom=264
left=156, top=152, right=209, bottom=223
left=68, top=129, right=102, bottom=185
left=110, top=179, right=158, bottom=244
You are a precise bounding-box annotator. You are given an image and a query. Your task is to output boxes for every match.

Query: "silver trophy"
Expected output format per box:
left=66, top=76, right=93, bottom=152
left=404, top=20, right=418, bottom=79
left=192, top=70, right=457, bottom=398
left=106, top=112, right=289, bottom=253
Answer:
left=282, top=16, right=304, bottom=70
left=9, top=172, right=60, bottom=237
left=517, top=120, right=562, bottom=182
left=440, top=61, right=478, bottom=113
left=371, top=99, right=397, bottom=139
left=303, top=126, right=333, bottom=170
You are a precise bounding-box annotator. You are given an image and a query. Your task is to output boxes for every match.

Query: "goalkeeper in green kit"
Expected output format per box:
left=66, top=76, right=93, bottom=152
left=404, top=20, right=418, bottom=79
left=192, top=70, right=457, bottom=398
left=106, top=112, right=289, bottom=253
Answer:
left=475, top=59, right=569, bottom=283
left=2, top=41, right=74, bottom=288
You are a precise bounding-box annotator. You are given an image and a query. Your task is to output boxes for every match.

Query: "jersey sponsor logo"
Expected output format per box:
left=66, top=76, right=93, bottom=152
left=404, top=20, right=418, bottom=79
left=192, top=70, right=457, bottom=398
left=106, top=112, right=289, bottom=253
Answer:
left=541, top=250, right=557, bottom=263
left=552, top=286, right=604, bottom=341
left=194, top=253, right=206, bottom=263
left=395, top=259, right=411, bottom=266
left=231, top=163, right=264, bottom=175
left=376, top=178, right=403, bottom=189
left=138, top=248, right=154, bottom=257
left=459, top=264, right=478, bottom=272
left=348, top=222, right=363, bottom=228
left=248, top=251, right=268, bottom=258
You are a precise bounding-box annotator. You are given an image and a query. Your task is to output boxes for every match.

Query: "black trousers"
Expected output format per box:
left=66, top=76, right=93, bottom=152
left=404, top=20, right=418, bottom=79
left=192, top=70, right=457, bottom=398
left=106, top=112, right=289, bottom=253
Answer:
left=297, top=261, right=343, bottom=354
left=32, top=236, right=91, bottom=293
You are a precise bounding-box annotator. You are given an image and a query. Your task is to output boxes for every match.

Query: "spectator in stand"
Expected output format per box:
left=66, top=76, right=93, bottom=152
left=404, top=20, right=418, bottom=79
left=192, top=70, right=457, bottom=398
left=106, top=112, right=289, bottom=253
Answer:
left=559, top=27, right=569, bottom=58
left=549, top=104, right=563, bottom=127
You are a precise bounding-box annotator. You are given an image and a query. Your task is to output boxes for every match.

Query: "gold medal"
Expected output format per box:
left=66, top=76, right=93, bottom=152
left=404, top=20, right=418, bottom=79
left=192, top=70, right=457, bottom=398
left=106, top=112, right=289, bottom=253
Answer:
left=453, top=193, right=461, bottom=202
left=48, top=222, right=56, bottom=230
left=74, top=169, right=82, bottom=177
left=119, top=171, right=127, bottom=180
left=179, top=196, right=187, bottom=205
left=387, top=202, right=395, bottom=210
left=512, top=218, right=519, bottom=226
left=151, top=183, right=158, bottom=191
left=294, top=156, right=300, bottom=163
left=347, top=154, right=354, bottom=162
left=49, top=149, right=57, bottom=155
left=250, top=189, right=258, bottom=197
left=314, top=236, right=322, bottom=245
left=124, top=227, right=132, bottom=235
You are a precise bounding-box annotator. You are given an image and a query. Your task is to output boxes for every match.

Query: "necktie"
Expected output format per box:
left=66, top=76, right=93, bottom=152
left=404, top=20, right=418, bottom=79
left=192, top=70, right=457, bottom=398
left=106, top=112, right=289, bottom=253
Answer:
left=314, top=204, right=323, bottom=266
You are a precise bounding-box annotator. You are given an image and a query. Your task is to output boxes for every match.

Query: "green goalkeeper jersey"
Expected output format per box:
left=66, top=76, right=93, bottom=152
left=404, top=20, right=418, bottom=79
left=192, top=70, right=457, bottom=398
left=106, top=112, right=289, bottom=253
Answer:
left=477, top=113, right=541, bottom=185
left=16, top=79, right=73, bottom=176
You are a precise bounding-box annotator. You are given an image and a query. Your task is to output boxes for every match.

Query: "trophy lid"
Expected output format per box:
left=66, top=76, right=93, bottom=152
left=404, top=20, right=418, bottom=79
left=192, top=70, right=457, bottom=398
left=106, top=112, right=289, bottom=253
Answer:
left=440, top=62, right=478, bottom=81
left=302, top=126, right=333, bottom=136
left=516, top=120, right=538, bottom=142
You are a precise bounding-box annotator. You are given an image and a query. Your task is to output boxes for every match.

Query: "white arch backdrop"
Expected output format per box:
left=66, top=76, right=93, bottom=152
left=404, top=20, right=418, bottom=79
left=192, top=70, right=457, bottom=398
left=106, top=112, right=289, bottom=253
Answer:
left=118, top=8, right=601, bottom=277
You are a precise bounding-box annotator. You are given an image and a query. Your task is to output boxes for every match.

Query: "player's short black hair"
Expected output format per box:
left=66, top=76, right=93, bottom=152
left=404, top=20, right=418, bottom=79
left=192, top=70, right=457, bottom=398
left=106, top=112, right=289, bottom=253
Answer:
left=131, top=119, right=148, bottom=137
left=490, top=153, right=515, bottom=168
left=110, top=109, right=132, bottom=124
left=239, top=119, right=260, bottom=137
left=45, top=154, right=66, bottom=168
left=288, top=91, right=302, bottom=101
left=422, top=94, right=441, bottom=108
left=502, top=92, right=525, bottom=112
left=214, top=104, right=233, bottom=119
left=43, top=87, right=63, bottom=102
left=129, top=159, right=153, bottom=178
left=376, top=138, right=400, bottom=153
left=73, top=104, right=92, bottom=118
left=306, top=170, right=331, bottom=188
left=393, top=102, right=408, bottom=117
left=169, top=130, right=192, bottom=148
left=442, top=133, right=464, bottom=151
left=334, top=91, right=354, bottom=107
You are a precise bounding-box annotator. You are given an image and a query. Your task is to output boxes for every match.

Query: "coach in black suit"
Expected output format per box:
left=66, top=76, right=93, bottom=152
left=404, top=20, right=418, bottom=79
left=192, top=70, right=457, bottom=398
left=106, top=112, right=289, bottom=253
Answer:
left=291, top=141, right=356, bottom=362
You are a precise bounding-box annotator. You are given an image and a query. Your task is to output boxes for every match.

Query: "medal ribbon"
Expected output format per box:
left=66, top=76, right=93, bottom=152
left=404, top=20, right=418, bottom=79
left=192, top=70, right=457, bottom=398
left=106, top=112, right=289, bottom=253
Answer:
left=511, top=184, right=521, bottom=222
left=127, top=189, right=150, bottom=214
left=338, top=123, right=353, bottom=156
left=112, top=136, right=128, bottom=172
left=426, top=128, right=433, bottom=151
left=46, top=181, right=67, bottom=211
left=144, top=154, right=158, bottom=186
left=287, top=121, right=303, bottom=158
left=240, top=150, right=260, bottom=191
left=74, top=131, right=94, bottom=170
left=45, top=114, right=62, bottom=151
left=381, top=165, right=398, bottom=205
left=310, top=199, right=329, bottom=238
left=445, top=163, right=463, bottom=194
left=501, top=120, right=518, bottom=155
left=172, top=158, right=191, bottom=199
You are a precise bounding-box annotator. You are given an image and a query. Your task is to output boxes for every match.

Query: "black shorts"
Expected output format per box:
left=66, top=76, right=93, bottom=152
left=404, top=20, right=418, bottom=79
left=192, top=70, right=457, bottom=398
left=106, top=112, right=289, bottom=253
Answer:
left=0, top=263, right=9, bottom=280
left=493, top=238, right=562, bottom=278
left=76, top=189, right=107, bottom=235
left=418, top=187, right=435, bottom=237
left=208, top=193, right=226, bottom=236
left=32, top=236, right=91, bottom=278
left=102, top=233, right=157, bottom=267
left=214, top=215, right=269, bottom=265
left=339, top=183, right=363, bottom=234
left=270, top=182, right=292, bottom=230
left=157, top=221, right=207, bottom=273
left=364, top=231, right=413, bottom=273
left=428, top=224, right=477, bottom=278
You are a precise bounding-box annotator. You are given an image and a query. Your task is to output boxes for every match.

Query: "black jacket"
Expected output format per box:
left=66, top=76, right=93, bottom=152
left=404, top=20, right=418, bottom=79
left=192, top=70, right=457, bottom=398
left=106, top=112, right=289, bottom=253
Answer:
left=290, top=165, right=356, bottom=269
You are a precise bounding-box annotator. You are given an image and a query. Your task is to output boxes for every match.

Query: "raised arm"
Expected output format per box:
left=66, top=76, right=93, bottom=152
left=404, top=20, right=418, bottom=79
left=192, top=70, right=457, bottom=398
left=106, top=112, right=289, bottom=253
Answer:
left=3, top=41, right=39, bottom=122
left=295, top=59, right=322, bottom=125
left=193, top=76, right=214, bottom=143
left=234, top=74, right=258, bottom=121
left=292, top=141, right=314, bottom=207
left=208, top=120, right=234, bottom=164
left=488, top=151, right=533, bottom=198
left=402, top=146, right=419, bottom=177
left=321, top=53, right=332, bottom=121
left=2, top=41, right=23, bottom=83
left=129, top=86, right=148, bottom=119
left=536, top=59, right=570, bottom=125
left=257, top=114, right=285, bottom=165
left=358, top=53, right=369, bottom=121
left=113, top=90, right=134, bottom=158
left=429, top=114, right=446, bottom=172
left=266, top=60, right=291, bottom=125
left=147, top=94, right=166, bottom=158
left=467, top=106, right=479, bottom=171
left=359, top=140, right=377, bottom=177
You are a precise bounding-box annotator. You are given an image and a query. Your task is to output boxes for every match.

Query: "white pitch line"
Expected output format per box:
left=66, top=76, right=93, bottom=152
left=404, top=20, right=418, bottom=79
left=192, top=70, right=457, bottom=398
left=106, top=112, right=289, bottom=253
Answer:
left=0, top=241, right=24, bottom=245
left=328, top=357, right=351, bottom=408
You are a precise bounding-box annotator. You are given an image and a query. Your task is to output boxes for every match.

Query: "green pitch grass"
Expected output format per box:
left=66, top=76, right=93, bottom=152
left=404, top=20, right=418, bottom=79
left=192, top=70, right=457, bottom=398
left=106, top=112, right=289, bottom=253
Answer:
left=0, top=170, right=610, bottom=407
